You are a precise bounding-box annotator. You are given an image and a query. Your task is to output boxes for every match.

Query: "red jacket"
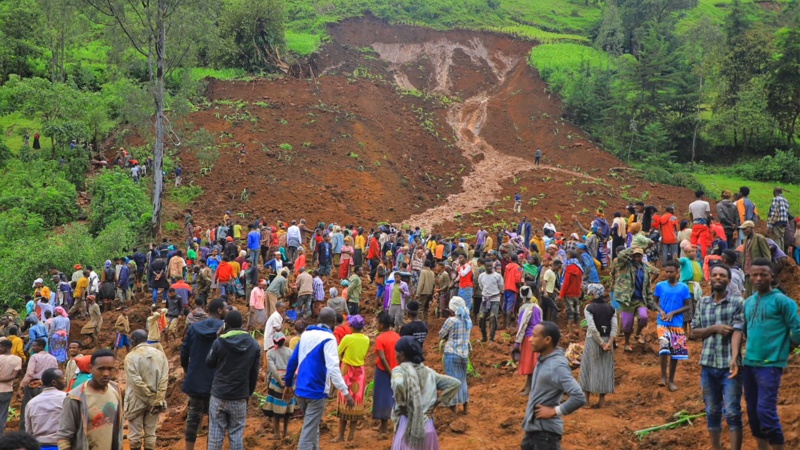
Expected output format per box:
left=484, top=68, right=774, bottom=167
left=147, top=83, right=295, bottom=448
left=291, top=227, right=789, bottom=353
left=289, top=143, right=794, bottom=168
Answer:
left=503, top=263, right=522, bottom=293
left=367, top=237, right=380, bottom=260
left=656, top=213, right=679, bottom=245
left=216, top=261, right=234, bottom=282
left=560, top=264, right=583, bottom=299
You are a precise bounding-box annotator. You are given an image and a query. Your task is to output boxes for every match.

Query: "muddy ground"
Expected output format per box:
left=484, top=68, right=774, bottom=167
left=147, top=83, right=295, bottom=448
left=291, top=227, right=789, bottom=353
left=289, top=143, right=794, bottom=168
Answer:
left=84, top=16, right=800, bottom=450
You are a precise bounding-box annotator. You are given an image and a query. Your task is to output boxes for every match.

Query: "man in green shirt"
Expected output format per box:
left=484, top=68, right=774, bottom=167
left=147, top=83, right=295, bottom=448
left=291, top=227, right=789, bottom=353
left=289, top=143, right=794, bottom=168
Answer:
left=735, top=258, right=800, bottom=449
left=346, top=266, right=363, bottom=316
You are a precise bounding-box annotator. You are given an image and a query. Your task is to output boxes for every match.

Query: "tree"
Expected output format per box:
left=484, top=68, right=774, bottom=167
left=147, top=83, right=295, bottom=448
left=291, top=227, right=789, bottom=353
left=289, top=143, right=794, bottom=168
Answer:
left=767, top=26, right=800, bottom=144
left=595, top=5, right=626, bottom=56
left=217, top=0, right=287, bottom=72
left=85, top=0, right=214, bottom=235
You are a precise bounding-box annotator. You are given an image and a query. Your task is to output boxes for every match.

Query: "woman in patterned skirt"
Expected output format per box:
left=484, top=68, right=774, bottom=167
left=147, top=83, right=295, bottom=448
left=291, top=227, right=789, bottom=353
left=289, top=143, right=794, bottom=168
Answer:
left=262, top=332, right=295, bottom=440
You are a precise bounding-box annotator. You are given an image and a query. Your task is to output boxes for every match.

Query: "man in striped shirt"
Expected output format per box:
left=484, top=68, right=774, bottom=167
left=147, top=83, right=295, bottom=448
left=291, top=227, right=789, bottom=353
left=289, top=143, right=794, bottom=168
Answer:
left=767, top=187, right=791, bottom=252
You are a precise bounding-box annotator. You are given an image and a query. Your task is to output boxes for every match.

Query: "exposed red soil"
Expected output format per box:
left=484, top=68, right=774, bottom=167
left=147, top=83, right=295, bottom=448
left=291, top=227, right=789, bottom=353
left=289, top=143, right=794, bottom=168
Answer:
left=90, top=16, right=800, bottom=450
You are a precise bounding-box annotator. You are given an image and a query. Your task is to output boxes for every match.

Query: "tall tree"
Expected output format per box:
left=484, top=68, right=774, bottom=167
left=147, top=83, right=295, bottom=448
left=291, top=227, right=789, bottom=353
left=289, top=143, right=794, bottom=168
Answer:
left=767, top=26, right=800, bottom=144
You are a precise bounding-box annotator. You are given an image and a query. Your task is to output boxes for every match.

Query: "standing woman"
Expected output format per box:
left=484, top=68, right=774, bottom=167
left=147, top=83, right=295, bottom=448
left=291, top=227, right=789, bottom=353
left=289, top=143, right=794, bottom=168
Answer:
left=391, top=336, right=460, bottom=450
left=99, top=260, right=117, bottom=312
left=374, top=312, right=401, bottom=435
left=580, top=283, right=617, bottom=408
left=331, top=225, right=344, bottom=274
left=515, top=286, right=542, bottom=395
left=49, top=306, right=71, bottom=365
left=335, top=315, right=370, bottom=442
left=340, top=236, right=355, bottom=280
left=438, top=296, right=472, bottom=415
left=262, top=332, right=295, bottom=440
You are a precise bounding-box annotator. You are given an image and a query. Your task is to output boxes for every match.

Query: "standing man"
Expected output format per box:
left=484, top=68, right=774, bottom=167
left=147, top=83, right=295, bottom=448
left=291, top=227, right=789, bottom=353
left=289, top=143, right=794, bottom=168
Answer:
left=433, top=262, right=451, bottom=321
left=735, top=258, right=800, bottom=450
left=735, top=186, right=759, bottom=245
left=283, top=307, right=353, bottom=450
left=767, top=187, right=791, bottom=252
left=248, top=279, right=268, bottom=332
left=654, top=261, right=692, bottom=391
left=57, top=349, right=123, bottom=450
left=346, top=266, right=363, bottom=316
left=503, top=254, right=523, bottom=329
left=456, top=255, right=474, bottom=312
left=20, top=338, right=58, bottom=432
left=691, top=265, right=744, bottom=450
left=174, top=164, right=182, bottom=187
left=535, top=147, right=542, bottom=166
left=295, top=267, right=314, bottom=318
left=656, top=206, right=680, bottom=264
left=287, top=220, right=302, bottom=263
left=181, top=298, right=227, bottom=450
left=521, top=321, right=586, bottom=449
left=205, top=311, right=261, bottom=450
left=740, top=221, right=771, bottom=296
left=477, top=261, right=504, bottom=342
left=518, top=217, right=532, bottom=249
left=246, top=224, right=261, bottom=267
left=415, top=260, right=435, bottom=321
left=0, top=340, right=21, bottom=436
left=560, top=252, right=584, bottom=339
left=23, top=367, right=67, bottom=448
left=475, top=226, right=488, bottom=255
left=125, top=330, right=169, bottom=450
left=64, top=342, right=83, bottom=390
left=689, top=190, right=713, bottom=258
left=613, top=248, right=656, bottom=352
left=716, top=190, right=740, bottom=249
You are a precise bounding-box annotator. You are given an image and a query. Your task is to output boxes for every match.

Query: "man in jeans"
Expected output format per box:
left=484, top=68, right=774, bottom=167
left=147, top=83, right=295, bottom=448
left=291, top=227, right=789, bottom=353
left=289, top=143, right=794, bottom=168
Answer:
left=521, top=321, right=585, bottom=449
left=690, top=265, right=745, bottom=450
left=0, top=339, right=21, bottom=436
left=181, top=298, right=227, bottom=450
left=767, top=187, right=791, bottom=252
left=735, top=258, right=800, bottom=450
left=284, top=307, right=353, bottom=450
left=205, top=311, right=261, bottom=450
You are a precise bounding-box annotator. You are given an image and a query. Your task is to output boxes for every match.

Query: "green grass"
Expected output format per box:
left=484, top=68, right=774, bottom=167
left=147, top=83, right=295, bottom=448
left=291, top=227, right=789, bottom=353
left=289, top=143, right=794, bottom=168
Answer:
left=498, top=0, right=603, bottom=34
left=694, top=173, right=800, bottom=215
left=0, top=112, right=43, bottom=152
left=170, top=67, right=246, bottom=83
left=676, top=0, right=792, bottom=34
left=286, top=31, right=322, bottom=56
left=480, top=25, right=588, bottom=44
left=529, top=43, right=614, bottom=90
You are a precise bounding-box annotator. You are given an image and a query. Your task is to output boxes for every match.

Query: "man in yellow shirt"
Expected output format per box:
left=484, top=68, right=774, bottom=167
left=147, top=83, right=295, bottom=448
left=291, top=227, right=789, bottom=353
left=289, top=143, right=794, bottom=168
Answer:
left=530, top=229, right=546, bottom=256
left=7, top=327, right=26, bottom=363
left=233, top=221, right=243, bottom=241
left=74, top=270, right=89, bottom=301
left=33, top=278, right=51, bottom=301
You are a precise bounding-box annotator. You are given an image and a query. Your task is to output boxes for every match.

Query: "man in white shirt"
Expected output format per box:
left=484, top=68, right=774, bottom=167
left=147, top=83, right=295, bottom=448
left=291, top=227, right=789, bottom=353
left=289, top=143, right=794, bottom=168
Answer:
left=286, top=221, right=302, bottom=262
left=689, top=190, right=713, bottom=258
left=24, top=367, right=67, bottom=447
left=264, top=302, right=286, bottom=349
left=477, top=263, right=504, bottom=341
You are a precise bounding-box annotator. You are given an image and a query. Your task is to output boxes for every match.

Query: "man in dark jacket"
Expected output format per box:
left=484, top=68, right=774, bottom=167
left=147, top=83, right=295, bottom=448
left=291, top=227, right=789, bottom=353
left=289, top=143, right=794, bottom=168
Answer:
left=205, top=310, right=261, bottom=450
left=716, top=190, right=740, bottom=249
left=181, top=298, right=227, bottom=450
left=223, top=237, right=239, bottom=262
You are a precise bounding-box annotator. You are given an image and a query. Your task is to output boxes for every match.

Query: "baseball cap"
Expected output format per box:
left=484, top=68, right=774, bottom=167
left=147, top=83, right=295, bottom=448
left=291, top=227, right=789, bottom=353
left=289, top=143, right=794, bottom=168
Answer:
left=739, top=220, right=755, bottom=229
left=632, top=248, right=644, bottom=255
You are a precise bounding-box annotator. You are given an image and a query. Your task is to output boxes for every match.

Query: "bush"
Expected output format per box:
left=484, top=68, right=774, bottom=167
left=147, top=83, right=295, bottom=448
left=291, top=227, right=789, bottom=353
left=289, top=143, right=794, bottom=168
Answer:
left=88, top=169, right=150, bottom=234
left=0, top=160, right=78, bottom=227
left=169, top=184, right=204, bottom=206
left=637, top=165, right=705, bottom=192
left=733, top=150, right=800, bottom=184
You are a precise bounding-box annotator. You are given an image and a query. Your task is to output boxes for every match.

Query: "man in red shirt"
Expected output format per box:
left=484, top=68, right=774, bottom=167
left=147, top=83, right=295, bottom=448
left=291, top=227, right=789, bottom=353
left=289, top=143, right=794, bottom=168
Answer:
left=657, top=206, right=680, bottom=264
left=502, top=254, right=522, bottom=329
left=214, top=256, right=235, bottom=298
left=560, top=251, right=584, bottom=339
left=457, top=255, right=474, bottom=313
left=367, top=232, right=381, bottom=282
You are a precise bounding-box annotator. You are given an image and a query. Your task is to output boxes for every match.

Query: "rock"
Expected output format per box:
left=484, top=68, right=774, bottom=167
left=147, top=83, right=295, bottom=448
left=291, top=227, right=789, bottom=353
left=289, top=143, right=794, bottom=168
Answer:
left=449, top=419, right=469, bottom=434
left=500, top=416, right=518, bottom=429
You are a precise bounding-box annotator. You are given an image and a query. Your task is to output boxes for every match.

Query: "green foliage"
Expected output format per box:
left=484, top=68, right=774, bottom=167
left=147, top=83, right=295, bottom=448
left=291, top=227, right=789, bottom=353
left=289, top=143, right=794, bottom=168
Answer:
left=695, top=172, right=800, bottom=215
left=190, top=129, right=220, bottom=169
left=217, top=0, right=287, bottom=72
left=285, top=31, right=321, bottom=56
left=88, top=169, right=150, bottom=234
left=733, top=150, right=800, bottom=185
left=169, top=184, right=205, bottom=206
left=0, top=159, right=77, bottom=227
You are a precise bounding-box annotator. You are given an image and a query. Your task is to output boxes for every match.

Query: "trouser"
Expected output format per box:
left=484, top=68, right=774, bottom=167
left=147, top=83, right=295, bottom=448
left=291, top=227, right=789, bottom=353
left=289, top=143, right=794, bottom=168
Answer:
left=743, top=366, right=784, bottom=445
left=175, top=176, right=181, bottom=187
left=248, top=249, right=259, bottom=267
left=184, top=395, right=210, bottom=443
left=769, top=226, right=786, bottom=253
left=0, top=391, right=12, bottom=435
left=437, top=291, right=451, bottom=319
left=208, top=396, right=247, bottom=450
left=621, top=306, right=648, bottom=333
left=458, top=288, right=473, bottom=311
left=369, top=259, right=379, bottom=281
left=535, top=156, right=541, bottom=166
left=389, top=304, right=405, bottom=329
left=295, top=294, right=313, bottom=317
left=691, top=223, right=710, bottom=258
left=479, top=299, right=500, bottom=340
left=69, top=299, right=86, bottom=318
left=260, top=245, right=270, bottom=264
left=540, top=293, right=558, bottom=322
left=127, top=410, right=161, bottom=449
left=288, top=246, right=298, bottom=263
left=20, top=385, right=43, bottom=432
left=151, top=288, right=168, bottom=304
left=297, top=397, right=327, bottom=450
left=472, top=294, right=482, bottom=319
left=660, top=243, right=678, bottom=265
left=347, top=302, right=359, bottom=316
left=701, top=366, right=743, bottom=432
left=418, top=294, right=432, bottom=321
left=514, top=201, right=522, bottom=213
left=724, top=229, right=736, bottom=250
left=521, top=431, right=562, bottom=450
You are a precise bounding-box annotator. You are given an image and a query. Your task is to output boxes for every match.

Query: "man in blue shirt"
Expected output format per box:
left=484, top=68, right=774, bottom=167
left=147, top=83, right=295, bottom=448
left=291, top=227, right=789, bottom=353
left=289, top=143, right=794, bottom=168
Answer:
left=246, top=225, right=261, bottom=267
left=654, top=260, right=692, bottom=392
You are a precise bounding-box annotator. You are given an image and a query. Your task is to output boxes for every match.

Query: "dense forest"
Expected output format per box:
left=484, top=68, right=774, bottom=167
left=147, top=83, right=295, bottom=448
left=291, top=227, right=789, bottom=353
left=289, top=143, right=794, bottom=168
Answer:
left=0, top=0, right=799, bottom=301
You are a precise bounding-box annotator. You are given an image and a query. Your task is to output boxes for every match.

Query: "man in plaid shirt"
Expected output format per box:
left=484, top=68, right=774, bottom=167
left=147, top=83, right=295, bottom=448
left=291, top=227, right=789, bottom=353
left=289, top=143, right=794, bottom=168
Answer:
left=767, top=187, right=791, bottom=252
left=690, top=265, right=745, bottom=450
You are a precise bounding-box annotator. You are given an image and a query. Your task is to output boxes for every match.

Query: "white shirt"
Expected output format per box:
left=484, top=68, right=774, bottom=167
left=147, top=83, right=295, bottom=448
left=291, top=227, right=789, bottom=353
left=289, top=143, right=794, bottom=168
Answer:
left=543, top=222, right=556, bottom=233
left=88, top=271, right=99, bottom=294
left=287, top=225, right=301, bottom=244
left=689, top=200, right=711, bottom=221
left=264, top=311, right=283, bottom=348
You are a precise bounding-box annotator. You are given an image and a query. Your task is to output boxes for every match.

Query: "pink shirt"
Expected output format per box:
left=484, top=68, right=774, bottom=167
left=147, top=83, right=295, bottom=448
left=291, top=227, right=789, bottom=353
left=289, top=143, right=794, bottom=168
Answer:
left=250, top=287, right=265, bottom=310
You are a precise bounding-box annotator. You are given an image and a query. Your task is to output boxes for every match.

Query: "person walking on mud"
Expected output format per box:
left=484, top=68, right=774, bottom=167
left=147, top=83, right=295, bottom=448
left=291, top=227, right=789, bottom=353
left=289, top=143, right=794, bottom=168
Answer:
left=535, top=147, right=542, bottom=166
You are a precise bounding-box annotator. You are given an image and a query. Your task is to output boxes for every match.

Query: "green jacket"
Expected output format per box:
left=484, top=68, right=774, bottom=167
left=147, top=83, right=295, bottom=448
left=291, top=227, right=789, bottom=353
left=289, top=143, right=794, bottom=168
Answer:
left=612, top=248, right=658, bottom=310
left=743, top=233, right=771, bottom=275
left=743, top=289, right=800, bottom=368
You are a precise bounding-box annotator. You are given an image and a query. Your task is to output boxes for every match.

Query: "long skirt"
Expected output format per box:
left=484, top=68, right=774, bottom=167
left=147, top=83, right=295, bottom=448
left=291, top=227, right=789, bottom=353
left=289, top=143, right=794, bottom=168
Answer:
left=518, top=337, right=539, bottom=376
left=50, top=331, right=68, bottom=363
left=579, top=337, right=615, bottom=394
left=248, top=307, right=267, bottom=331
left=443, top=353, right=468, bottom=406
left=338, top=363, right=366, bottom=420
left=262, top=372, right=295, bottom=418
left=392, top=416, right=439, bottom=450
left=373, top=367, right=394, bottom=420
left=339, top=258, right=351, bottom=280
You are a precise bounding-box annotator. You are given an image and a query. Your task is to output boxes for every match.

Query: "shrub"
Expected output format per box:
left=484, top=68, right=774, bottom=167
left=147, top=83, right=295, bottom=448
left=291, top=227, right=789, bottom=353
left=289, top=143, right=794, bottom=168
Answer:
left=169, top=184, right=204, bottom=206
left=88, top=169, right=150, bottom=234
left=0, top=160, right=77, bottom=227
left=733, top=150, right=800, bottom=184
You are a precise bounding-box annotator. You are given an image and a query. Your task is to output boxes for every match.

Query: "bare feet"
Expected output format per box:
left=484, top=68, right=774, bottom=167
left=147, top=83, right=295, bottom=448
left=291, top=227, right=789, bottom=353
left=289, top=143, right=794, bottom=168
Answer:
left=637, top=335, right=646, bottom=345
left=658, top=378, right=667, bottom=387
left=624, top=345, right=633, bottom=353
left=668, top=383, right=678, bottom=392
left=331, top=437, right=344, bottom=443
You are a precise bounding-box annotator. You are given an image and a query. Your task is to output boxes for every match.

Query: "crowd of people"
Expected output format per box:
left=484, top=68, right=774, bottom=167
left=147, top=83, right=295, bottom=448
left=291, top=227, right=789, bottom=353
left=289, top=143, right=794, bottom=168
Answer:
left=0, top=184, right=797, bottom=450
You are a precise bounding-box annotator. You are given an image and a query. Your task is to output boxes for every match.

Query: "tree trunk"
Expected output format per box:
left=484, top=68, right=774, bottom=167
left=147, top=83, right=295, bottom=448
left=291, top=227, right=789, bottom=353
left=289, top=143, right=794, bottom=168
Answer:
left=151, top=0, right=167, bottom=236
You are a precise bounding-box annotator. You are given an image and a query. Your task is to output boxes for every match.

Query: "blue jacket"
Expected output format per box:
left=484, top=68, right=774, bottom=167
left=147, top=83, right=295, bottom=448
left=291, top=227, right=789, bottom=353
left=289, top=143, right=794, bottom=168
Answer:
left=181, top=317, right=224, bottom=396
left=247, top=230, right=261, bottom=251
left=285, top=325, right=349, bottom=400
left=118, top=265, right=130, bottom=287
left=580, top=252, right=600, bottom=283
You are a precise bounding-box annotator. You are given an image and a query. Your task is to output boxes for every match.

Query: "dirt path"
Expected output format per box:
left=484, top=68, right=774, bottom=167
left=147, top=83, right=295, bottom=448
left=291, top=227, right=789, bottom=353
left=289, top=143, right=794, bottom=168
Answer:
left=370, top=36, right=595, bottom=230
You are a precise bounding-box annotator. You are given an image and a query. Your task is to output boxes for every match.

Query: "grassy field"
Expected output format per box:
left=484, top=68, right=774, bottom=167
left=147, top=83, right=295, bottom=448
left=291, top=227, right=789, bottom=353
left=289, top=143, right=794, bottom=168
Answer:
left=695, top=173, right=800, bottom=215
left=286, top=31, right=323, bottom=56
left=528, top=43, right=613, bottom=89
left=0, top=112, right=43, bottom=151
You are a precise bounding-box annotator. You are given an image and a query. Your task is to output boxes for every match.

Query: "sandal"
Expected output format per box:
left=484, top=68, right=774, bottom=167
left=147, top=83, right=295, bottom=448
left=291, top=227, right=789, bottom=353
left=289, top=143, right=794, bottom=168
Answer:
left=624, top=345, right=633, bottom=353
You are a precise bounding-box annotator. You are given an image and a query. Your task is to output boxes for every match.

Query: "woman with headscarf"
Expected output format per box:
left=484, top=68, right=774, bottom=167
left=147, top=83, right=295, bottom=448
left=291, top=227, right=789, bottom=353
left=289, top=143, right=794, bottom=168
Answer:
left=327, top=288, right=347, bottom=317
left=262, top=332, right=295, bottom=440
left=335, top=315, right=370, bottom=443
left=339, top=236, right=354, bottom=280
left=25, top=314, right=48, bottom=354
left=438, top=296, right=472, bottom=414
left=98, top=260, right=117, bottom=312
left=580, top=283, right=617, bottom=408
left=391, top=336, right=460, bottom=450
left=515, top=286, right=542, bottom=396
left=611, top=212, right=628, bottom=259
left=331, top=225, right=344, bottom=271
left=49, top=306, right=71, bottom=364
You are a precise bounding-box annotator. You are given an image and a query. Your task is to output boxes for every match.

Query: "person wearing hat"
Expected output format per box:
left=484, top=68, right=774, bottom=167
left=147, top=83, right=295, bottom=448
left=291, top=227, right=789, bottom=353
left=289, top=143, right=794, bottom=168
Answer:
left=333, top=314, right=369, bottom=443
left=739, top=220, right=770, bottom=296
left=440, top=296, right=472, bottom=414
left=70, top=264, right=84, bottom=284
left=248, top=279, right=268, bottom=331
left=580, top=283, right=617, bottom=407
left=32, top=279, right=51, bottom=304
left=516, top=286, right=543, bottom=396
left=612, top=247, right=657, bottom=352
left=262, top=331, right=295, bottom=440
